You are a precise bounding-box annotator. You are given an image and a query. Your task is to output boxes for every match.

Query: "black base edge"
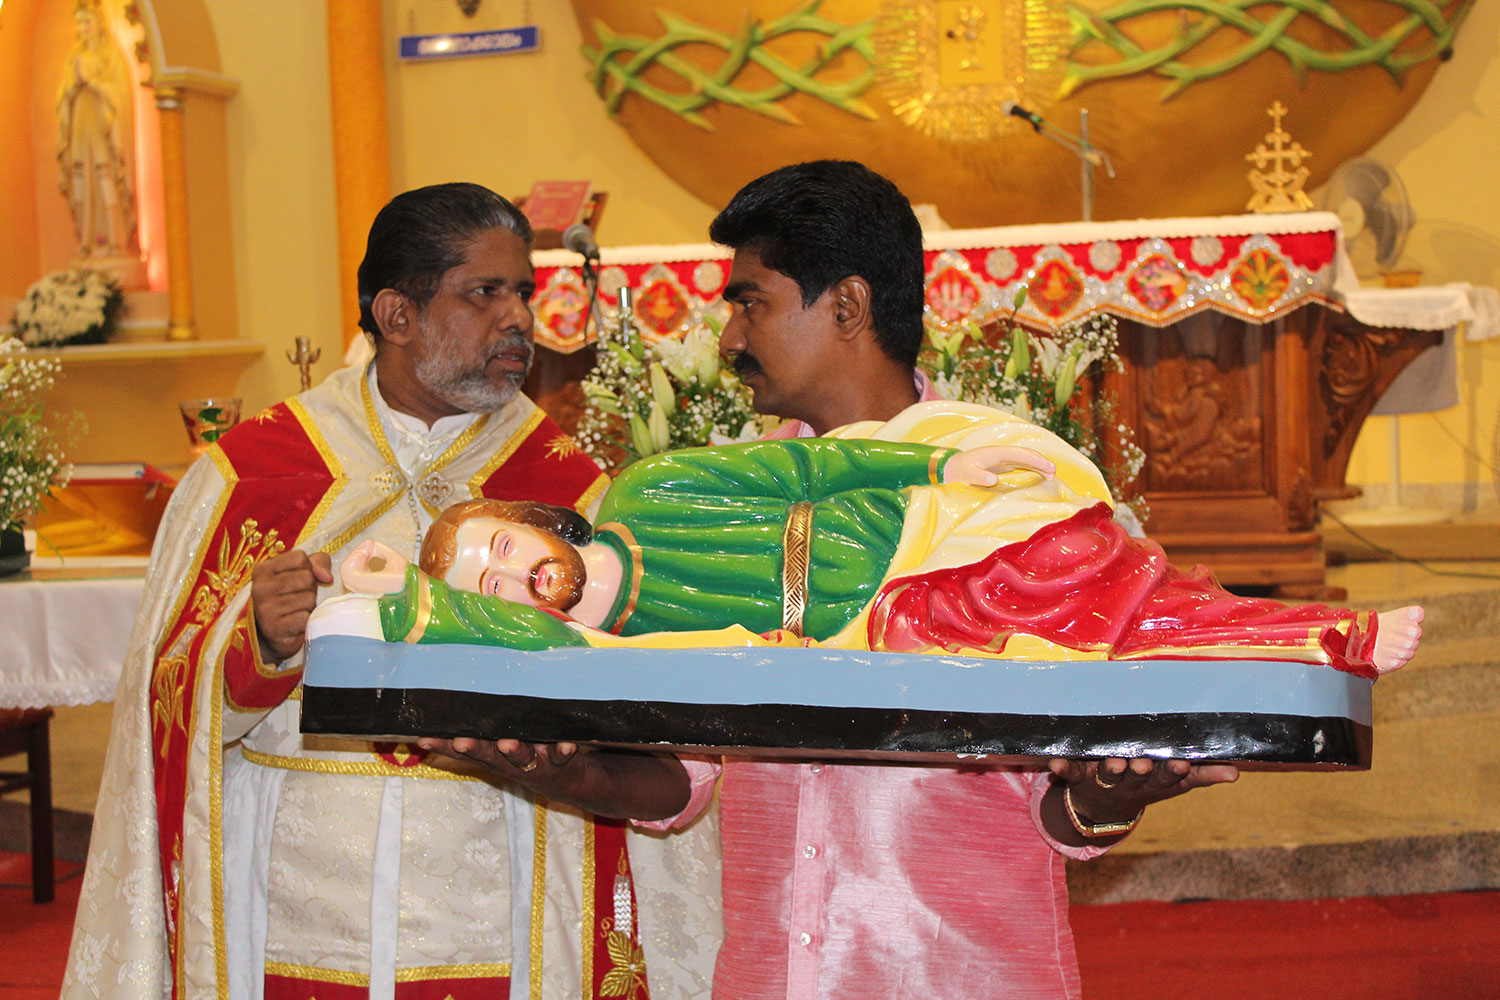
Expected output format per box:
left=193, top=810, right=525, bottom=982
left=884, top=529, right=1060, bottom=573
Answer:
left=302, top=686, right=1372, bottom=768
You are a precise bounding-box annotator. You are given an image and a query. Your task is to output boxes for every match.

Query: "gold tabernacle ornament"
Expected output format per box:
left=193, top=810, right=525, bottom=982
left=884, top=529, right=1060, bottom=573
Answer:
left=287, top=336, right=322, bottom=392
left=1245, top=101, right=1314, bottom=214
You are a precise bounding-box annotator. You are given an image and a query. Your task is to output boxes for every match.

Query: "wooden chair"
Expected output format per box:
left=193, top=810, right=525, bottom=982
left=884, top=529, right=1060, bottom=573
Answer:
left=0, top=707, right=54, bottom=903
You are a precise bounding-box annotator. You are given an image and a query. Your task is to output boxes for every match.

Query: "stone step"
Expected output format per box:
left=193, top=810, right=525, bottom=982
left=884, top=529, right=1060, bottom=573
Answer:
left=1069, top=831, right=1500, bottom=904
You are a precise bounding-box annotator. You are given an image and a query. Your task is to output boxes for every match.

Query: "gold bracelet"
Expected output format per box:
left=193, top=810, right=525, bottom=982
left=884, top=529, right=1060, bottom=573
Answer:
left=1063, top=783, right=1142, bottom=838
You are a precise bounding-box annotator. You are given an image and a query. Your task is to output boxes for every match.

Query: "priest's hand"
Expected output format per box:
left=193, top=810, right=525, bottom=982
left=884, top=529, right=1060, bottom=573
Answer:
left=417, top=737, right=691, bottom=821
left=250, top=549, right=334, bottom=662
left=1041, top=756, right=1239, bottom=848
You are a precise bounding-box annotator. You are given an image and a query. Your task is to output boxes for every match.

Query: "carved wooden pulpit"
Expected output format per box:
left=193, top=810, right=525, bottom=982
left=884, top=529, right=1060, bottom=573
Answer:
left=523, top=213, right=1459, bottom=595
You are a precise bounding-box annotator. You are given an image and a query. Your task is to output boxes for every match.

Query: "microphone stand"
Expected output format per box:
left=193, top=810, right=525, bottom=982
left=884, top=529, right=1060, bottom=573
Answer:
left=1022, top=108, right=1116, bottom=221
left=579, top=254, right=604, bottom=345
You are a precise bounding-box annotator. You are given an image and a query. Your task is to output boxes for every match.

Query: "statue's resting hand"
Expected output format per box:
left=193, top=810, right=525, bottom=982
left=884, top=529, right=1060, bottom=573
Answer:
left=943, top=445, right=1056, bottom=488
left=250, top=549, right=334, bottom=662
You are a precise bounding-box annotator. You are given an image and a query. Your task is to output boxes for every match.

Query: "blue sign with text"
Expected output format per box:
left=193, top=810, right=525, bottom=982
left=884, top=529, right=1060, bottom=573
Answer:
left=398, top=25, right=538, bottom=61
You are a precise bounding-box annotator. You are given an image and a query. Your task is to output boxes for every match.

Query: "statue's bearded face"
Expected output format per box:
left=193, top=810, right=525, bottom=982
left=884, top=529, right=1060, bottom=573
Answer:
left=446, top=517, right=586, bottom=611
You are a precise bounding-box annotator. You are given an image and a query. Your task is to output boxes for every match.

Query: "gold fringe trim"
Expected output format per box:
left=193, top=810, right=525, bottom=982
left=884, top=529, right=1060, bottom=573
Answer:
left=397, top=962, right=512, bottom=981
left=582, top=818, right=596, bottom=1000
left=265, top=961, right=369, bottom=986
left=286, top=395, right=349, bottom=548
left=574, top=471, right=611, bottom=515
left=530, top=801, right=548, bottom=1000
left=210, top=637, right=230, bottom=996
left=240, top=746, right=483, bottom=781
left=467, top=406, right=545, bottom=496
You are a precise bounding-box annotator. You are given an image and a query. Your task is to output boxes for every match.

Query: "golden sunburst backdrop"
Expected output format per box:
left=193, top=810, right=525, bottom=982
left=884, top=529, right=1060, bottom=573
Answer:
left=874, top=0, right=1070, bottom=145
left=571, top=0, right=1475, bottom=226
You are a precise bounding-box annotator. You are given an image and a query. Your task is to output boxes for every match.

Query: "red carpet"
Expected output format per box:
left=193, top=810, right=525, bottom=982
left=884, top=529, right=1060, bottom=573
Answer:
left=2, top=848, right=1497, bottom=998
left=0, top=851, right=84, bottom=1000
left=1073, top=891, right=1500, bottom=999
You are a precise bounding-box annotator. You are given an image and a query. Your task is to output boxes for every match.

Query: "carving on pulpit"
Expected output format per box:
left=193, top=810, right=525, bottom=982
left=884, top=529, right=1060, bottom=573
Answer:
left=1287, top=469, right=1316, bottom=532
left=56, top=0, right=137, bottom=259
left=1321, top=325, right=1401, bottom=456
left=1144, top=357, right=1261, bottom=492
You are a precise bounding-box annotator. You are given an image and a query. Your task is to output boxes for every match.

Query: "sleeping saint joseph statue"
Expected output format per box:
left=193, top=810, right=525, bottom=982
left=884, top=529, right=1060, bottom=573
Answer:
left=311, top=401, right=1423, bottom=678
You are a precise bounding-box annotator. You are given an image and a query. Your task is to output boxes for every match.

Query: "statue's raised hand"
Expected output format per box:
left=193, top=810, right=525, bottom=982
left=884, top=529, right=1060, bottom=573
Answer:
left=943, top=445, right=1056, bottom=488
left=340, top=539, right=410, bottom=594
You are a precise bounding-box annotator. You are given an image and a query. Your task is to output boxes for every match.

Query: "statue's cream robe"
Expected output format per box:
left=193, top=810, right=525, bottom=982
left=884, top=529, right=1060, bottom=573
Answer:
left=62, top=364, right=722, bottom=1000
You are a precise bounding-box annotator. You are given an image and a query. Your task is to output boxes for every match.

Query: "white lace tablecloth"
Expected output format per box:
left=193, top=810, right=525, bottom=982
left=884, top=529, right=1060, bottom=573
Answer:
left=0, top=573, right=144, bottom=708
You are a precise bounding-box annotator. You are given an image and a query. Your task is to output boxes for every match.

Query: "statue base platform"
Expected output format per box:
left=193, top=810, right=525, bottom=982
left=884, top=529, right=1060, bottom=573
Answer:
left=301, top=636, right=1374, bottom=769
left=75, top=252, right=146, bottom=291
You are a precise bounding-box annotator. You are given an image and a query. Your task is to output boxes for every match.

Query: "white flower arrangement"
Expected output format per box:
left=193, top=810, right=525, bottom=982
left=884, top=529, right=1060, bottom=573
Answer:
left=920, top=289, right=1147, bottom=518
left=12, top=267, right=124, bottom=347
left=577, top=314, right=772, bottom=471
left=0, top=337, right=71, bottom=533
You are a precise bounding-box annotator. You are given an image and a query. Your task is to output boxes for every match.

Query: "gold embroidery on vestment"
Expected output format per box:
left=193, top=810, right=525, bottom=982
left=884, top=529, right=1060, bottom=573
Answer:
left=157, top=519, right=285, bottom=758
left=545, top=433, right=584, bottom=459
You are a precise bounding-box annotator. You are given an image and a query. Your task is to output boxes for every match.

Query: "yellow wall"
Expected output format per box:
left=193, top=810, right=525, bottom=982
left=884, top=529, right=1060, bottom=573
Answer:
left=12, top=0, right=1500, bottom=501
left=1338, top=1, right=1500, bottom=504
left=0, top=0, right=42, bottom=294
left=380, top=2, right=715, bottom=245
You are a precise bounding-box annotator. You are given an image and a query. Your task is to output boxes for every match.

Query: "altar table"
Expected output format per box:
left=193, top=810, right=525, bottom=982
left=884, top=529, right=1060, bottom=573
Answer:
left=525, top=213, right=1479, bottom=593
left=0, top=569, right=144, bottom=708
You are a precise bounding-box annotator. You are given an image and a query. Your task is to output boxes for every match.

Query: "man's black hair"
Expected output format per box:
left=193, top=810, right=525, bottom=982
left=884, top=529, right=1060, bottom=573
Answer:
left=708, top=160, right=925, bottom=368
left=357, top=182, right=533, bottom=339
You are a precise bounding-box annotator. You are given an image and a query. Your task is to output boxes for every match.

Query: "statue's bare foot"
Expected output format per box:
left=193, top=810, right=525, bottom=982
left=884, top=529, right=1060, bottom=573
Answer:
left=1372, top=605, right=1425, bottom=674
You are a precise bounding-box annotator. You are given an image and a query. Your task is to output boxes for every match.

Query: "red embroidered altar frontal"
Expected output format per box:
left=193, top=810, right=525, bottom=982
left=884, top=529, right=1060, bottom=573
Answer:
left=528, top=212, right=1346, bottom=353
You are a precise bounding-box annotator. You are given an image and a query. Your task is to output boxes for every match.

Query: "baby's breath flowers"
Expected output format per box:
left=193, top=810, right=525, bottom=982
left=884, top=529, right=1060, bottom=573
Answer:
left=0, top=337, right=72, bottom=533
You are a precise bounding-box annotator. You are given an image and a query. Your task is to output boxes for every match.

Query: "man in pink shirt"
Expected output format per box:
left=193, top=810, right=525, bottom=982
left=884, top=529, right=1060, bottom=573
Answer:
left=677, top=160, right=1240, bottom=1000
left=425, top=161, right=1246, bottom=998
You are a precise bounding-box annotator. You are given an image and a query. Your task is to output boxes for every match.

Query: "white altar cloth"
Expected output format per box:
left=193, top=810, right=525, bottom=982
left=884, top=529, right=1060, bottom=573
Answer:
left=0, top=571, right=144, bottom=707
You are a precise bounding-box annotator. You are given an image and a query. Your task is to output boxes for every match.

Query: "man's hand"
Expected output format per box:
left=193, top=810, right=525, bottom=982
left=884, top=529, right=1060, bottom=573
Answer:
left=417, top=737, right=691, bottom=821
left=944, top=445, right=1056, bottom=487
left=250, top=549, right=334, bottom=662
left=1042, top=756, right=1239, bottom=847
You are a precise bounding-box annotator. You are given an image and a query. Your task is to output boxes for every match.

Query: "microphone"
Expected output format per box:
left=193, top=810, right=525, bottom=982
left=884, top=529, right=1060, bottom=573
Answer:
left=1001, top=100, right=1044, bottom=132
left=562, top=223, right=601, bottom=260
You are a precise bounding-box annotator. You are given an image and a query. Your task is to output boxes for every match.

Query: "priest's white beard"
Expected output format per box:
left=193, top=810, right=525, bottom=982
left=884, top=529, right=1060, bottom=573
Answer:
left=413, top=332, right=533, bottom=414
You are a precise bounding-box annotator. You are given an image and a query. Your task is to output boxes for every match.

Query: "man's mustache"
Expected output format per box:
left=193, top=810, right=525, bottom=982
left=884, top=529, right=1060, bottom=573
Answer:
left=489, top=335, right=534, bottom=367
left=730, top=351, right=762, bottom=378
